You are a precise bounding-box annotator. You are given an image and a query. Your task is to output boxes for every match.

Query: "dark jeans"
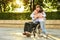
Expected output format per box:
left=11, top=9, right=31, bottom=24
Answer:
left=24, top=22, right=40, bottom=33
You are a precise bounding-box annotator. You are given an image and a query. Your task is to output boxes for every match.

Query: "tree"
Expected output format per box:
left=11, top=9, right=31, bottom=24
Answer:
left=0, top=0, right=13, bottom=12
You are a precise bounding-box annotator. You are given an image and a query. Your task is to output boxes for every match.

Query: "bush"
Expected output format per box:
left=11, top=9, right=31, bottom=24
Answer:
left=0, top=11, right=60, bottom=20
left=46, top=11, right=60, bottom=20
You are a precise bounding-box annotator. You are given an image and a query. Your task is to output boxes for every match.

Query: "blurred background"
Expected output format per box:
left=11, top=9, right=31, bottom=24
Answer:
left=0, top=0, right=60, bottom=20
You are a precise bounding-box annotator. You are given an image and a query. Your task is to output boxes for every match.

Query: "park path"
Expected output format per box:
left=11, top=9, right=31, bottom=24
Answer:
left=0, top=28, right=60, bottom=40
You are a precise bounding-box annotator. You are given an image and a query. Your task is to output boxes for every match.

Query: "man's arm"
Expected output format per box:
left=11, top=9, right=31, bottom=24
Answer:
left=30, top=12, right=38, bottom=20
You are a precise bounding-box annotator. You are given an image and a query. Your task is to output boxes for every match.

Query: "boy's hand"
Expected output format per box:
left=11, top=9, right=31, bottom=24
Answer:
left=38, top=13, right=43, bottom=18
left=34, top=15, right=38, bottom=19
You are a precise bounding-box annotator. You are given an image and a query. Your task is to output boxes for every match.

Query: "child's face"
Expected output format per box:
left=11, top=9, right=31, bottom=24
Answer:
left=36, top=7, right=40, bottom=12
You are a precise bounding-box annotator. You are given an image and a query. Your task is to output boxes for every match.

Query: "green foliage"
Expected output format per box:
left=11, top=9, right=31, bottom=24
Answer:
left=34, top=0, right=59, bottom=12
left=0, top=0, right=60, bottom=12
left=0, top=0, right=13, bottom=12
left=43, top=0, right=58, bottom=12
left=0, top=12, right=31, bottom=20
left=0, top=12, right=60, bottom=20
left=46, top=11, right=60, bottom=20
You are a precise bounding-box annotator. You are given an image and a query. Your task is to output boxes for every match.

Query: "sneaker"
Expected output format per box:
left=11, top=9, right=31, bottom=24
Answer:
left=23, top=32, right=26, bottom=35
left=26, top=32, right=31, bottom=37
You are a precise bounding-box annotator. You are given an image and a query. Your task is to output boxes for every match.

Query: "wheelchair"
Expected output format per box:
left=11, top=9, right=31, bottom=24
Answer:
left=23, top=22, right=41, bottom=37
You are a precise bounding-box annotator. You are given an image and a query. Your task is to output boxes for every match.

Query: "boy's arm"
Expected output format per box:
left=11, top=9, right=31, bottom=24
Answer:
left=34, top=14, right=38, bottom=19
left=42, top=12, right=46, bottom=17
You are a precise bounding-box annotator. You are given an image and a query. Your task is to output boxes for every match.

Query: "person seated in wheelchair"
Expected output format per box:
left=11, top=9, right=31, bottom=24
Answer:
left=23, top=21, right=40, bottom=37
left=30, top=5, right=48, bottom=36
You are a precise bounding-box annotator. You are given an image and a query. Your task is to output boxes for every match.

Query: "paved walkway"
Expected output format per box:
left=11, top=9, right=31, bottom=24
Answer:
left=0, top=28, right=60, bottom=40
